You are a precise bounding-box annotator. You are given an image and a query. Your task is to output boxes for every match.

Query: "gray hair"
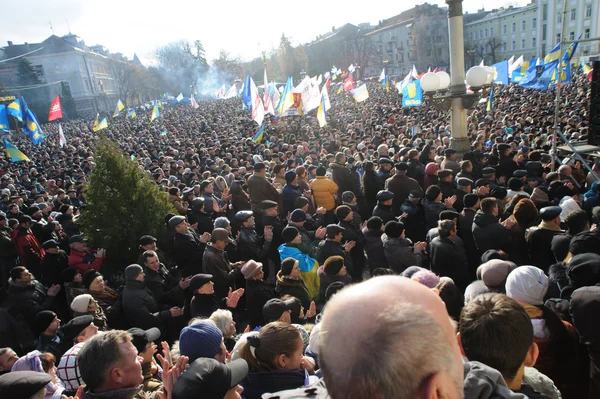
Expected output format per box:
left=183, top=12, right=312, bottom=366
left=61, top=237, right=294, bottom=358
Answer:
left=214, top=217, right=230, bottom=229
left=320, top=303, right=459, bottom=399
left=78, top=330, right=132, bottom=391
left=209, top=309, right=234, bottom=336
left=438, top=219, right=456, bottom=238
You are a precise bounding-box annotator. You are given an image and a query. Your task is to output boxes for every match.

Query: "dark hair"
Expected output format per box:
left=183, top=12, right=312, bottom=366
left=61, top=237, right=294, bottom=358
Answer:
left=141, top=250, right=157, bottom=265
left=459, top=293, right=532, bottom=380
left=366, top=216, right=383, bottom=230
left=372, top=268, right=395, bottom=276
left=280, top=294, right=303, bottom=323
left=316, top=166, right=326, bottom=176
left=438, top=220, right=455, bottom=238
left=9, top=266, right=26, bottom=281
left=436, top=280, right=464, bottom=321
left=238, top=322, right=301, bottom=371
left=273, top=165, right=285, bottom=175
left=480, top=198, right=498, bottom=214
left=564, top=209, right=590, bottom=235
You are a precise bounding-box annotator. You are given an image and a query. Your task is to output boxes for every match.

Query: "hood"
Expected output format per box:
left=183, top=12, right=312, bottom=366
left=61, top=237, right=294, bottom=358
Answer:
left=276, top=271, right=304, bottom=288
left=473, top=212, right=499, bottom=229
left=463, top=359, right=527, bottom=399
left=7, top=278, right=34, bottom=291
left=526, top=161, right=543, bottom=177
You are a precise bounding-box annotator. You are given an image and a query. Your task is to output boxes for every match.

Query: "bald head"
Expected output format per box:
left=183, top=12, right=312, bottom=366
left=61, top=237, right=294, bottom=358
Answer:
left=320, top=276, right=463, bottom=399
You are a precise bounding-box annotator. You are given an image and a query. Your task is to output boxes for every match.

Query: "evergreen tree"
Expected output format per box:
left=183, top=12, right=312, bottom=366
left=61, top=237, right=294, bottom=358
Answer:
left=79, top=137, right=175, bottom=273
left=60, top=82, right=78, bottom=119
left=16, top=59, right=50, bottom=122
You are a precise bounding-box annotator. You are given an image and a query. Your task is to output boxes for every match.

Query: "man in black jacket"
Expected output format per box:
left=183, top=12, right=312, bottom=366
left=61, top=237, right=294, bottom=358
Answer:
left=236, top=211, right=272, bottom=264
left=40, top=240, right=69, bottom=288
left=526, top=206, right=565, bottom=272
left=336, top=205, right=366, bottom=282
left=261, top=200, right=286, bottom=278
left=241, top=260, right=276, bottom=328
left=458, top=194, right=480, bottom=279
left=472, top=198, right=512, bottom=257
left=372, top=190, right=395, bottom=224
left=316, top=225, right=353, bottom=268
left=329, top=153, right=356, bottom=195
left=430, top=220, right=469, bottom=290
left=172, top=216, right=211, bottom=277
left=187, top=198, right=214, bottom=235
left=202, top=228, right=244, bottom=300
left=142, top=250, right=188, bottom=308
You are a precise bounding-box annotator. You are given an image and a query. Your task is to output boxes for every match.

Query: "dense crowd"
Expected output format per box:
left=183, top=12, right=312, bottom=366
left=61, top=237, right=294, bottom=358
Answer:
left=0, top=70, right=599, bottom=399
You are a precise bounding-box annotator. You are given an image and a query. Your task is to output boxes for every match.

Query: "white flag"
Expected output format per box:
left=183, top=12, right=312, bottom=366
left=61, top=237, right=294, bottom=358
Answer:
left=58, top=123, right=67, bottom=148
left=479, top=59, right=485, bottom=67
left=411, top=65, right=419, bottom=79
left=249, top=77, right=264, bottom=126
left=379, top=68, right=385, bottom=81
left=224, top=84, right=237, bottom=99
left=509, top=55, right=524, bottom=75
left=264, top=68, right=275, bottom=115
left=190, top=95, right=199, bottom=109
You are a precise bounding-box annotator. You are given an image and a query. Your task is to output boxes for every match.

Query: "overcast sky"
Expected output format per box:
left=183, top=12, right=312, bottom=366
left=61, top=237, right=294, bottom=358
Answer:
left=1, top=0, right=527, bottom=65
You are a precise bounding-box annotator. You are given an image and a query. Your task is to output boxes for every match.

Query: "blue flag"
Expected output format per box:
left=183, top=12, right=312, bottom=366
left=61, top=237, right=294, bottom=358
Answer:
left=520, top=60, right=559, bottom=91
left=7, top=100, right=22, bottom=123
left=401, top=80, right=423, bottom=107
left=492, top=60, right=509, bottom=85
left=0, top=105, right=9, bottom=132
left=21, top=98, right=46, bottom=145
left=242, top=75, right=252, bottom=111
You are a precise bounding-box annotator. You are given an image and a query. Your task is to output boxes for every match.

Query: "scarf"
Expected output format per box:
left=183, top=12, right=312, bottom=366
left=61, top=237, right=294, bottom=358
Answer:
left=539, top=220, right=562, bottom=232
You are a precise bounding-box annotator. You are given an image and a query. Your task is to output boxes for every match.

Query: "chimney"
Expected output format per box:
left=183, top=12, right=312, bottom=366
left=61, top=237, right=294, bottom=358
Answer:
left=7, top=41, right=13, bottom=46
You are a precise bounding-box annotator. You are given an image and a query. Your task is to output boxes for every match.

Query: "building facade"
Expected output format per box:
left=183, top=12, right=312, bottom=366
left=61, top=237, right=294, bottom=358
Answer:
left=0, top=34, right=125, bottom=117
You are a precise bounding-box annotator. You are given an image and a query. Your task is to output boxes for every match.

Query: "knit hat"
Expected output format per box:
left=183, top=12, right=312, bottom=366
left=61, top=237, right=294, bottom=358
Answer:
left=506, top=266, right=549, bottom=306
left=61, top=267, right=78, bottom=283
left=342, top=191, right=355, bottom=203
left=284, top=170, right=297, bottom=183
left=480, top=249, right=507, bottom=263
left=189, top=274, right=213, bottom=292
left=179, top=322, right=224, bottom=363
left=477, top=259, right=517, bottom=287
left=325, top=281, right=345, bottom=301
left=507, top=177, right=524, bottom=191
left=323, top=256, right=344, bottom=275
left=281, top=226, right=299, bottom=243
left=463, top=193, right=479, bottom=209
left=384, top=221, right=404, bottom=239
left=567, top=253, right=600, bottom=289
left=280, top=257, right=298, bottom=276
left=411, top=270, right=440, bottom=289
left=33, top=310, right=56, bottom=335
left=82, top=270, right=101, bottom=289
left=425, top=186, right=441, bottom=202
left=335, top=205, right=352, bottom=221
left=71, top=294, right=93, bottom=313
left=241, top=261, right=263, bottom=280
left=125, top=264, right=143, bottom=281
left=289, top=209, right=307, bottom=223
left=401, top=266, right=427, bottom=278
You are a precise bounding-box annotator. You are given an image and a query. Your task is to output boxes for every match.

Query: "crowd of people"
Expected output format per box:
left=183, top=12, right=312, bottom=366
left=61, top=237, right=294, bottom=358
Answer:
left=0, top=69, right=599, bottom=399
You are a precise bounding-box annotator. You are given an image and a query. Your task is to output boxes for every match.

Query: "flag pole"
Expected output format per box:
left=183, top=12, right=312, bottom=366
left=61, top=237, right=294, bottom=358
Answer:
left=551, top=0, right=567, bottom=172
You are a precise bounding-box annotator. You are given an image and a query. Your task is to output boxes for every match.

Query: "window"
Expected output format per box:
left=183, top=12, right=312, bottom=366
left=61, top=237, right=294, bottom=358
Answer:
left=470, top=32, right=473, bottom=41
left=570, top=31, right=575, bottom=40
left=585, top=28, right=590, bottom=39
left=522, top=39, right=526, bottom=49
left=512, top=23, right=516, bottom=33
left=542, top=4, right=548, bottom=21
left=533, top=18, right=537, bottom=28
left=503, top=25, right=507, bottom=34
left=586, top=4, right=592, bottom=18
left=480, top=29, right=483, bottom=38
left=437, top=48, right=442, bottom=57
left=485, top=28, right=488, bottom=38
left=503, top=42, right=507, bottom=51
left=491, top=27, right=494, bottom=36
left=427, top=49, right=432, bottom=57
left=532, top=37, right=537, bottom=48
left=542, top=24, right=547, bottom=40
left=556, top=33, right=561, bottom=43
left=570, top=8, right=576, bottom=21
left=512, top=40, right=516, bottom=50
left=557, top=13, right=562, bottom=24
left=522, top=20, right=526, bottom=30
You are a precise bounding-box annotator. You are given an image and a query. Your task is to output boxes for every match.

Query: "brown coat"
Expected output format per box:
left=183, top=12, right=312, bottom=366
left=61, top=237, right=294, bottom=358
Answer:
left=168, top=194, right=188, bottom=215
left=385, top=173, right=423, bottom=216
left=247, top=174, right=281, bottom=213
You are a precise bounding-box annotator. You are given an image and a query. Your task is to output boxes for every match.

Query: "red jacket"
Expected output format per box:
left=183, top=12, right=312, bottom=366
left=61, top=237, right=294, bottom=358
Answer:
left=68, top=249, right=104, bottom=273
left=11, top=228, right=45, bottom=267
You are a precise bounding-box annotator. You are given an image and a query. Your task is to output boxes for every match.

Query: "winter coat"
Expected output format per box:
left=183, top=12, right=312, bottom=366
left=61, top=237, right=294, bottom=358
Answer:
left=422, top=200, right=447, bottom=230
left=526, top=222, right=564, bottom=272
left=372, top=204, right=395, bottom=224
left=407, top=159, right=425, bottom=186
left=168, top=194, right=188, bottom=215
left=385, top=174, right=422, bottom=216
left=383, top=236, right=423, bottom=274
left=339, top=220, right=366, bottom=280
left=174, top=230, right=207, bottom=277
left=276, top=272, right=312, bottom=309
left=187, top=209, right=214, bottom=235
left=11, top=227, right=44, bottom=274
left=122, top=280, right=172, bottom=330
left=310, top=176, right=338, bottom=211
left=472, top=212, right=511, bottom=255
left=241, top=369, right=306, bottom=399
left=144, top=264, right=185, bottom=308
left=441, top=158, right=461, bottom=175
left=188, top=293, right=225, bottom=319
left=7, top=278, right=55, bottom=328
left=245, top=278, right=276, bottom=328
left=317, top=266, right=352, bottom=302
left=363, top=170, right=384, bottom=212
left=68, top=249, right=104, bottom=274
left=463, top=360, right=528, bottom=399
left=237, top=227, right=270, bottom=263
left=282, top=184, right=303, bottom=215
left=316, top=240, right=350, bottom=269
left=429, top=236, right=469, bottom=289
left=202, top=244, right=242, bottom=300
left=400, top=200, right=427, bottom=242
left=40, top=250, right=69, bottom=287
left=499, top=155, right=518, bottom=179
left=0, top=225, right=17, bottom=259
left=364, top=228, right=388, bottom=273
left=329, top=163, right=356, bottom=196
left=438, top=181, right=456, bottom=200
left=247, top=174, right=281, bottom=214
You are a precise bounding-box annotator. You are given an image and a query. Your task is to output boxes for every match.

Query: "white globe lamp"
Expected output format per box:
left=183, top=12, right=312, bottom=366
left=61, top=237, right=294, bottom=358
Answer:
left=420, top=72, right=440, bottom=93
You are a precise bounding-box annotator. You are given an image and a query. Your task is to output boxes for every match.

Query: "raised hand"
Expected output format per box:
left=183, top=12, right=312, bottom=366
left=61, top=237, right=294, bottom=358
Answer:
left=199, top=232, right=211, bottom=243
left=306, top=301, right=317, bottom=318
left=226, top=288, right=245, bottom=308
left=315, top=226, right=327, bottom=239
left=344, top=240, right=356, bottom=252
left=47, top=284, right=61, bottom=297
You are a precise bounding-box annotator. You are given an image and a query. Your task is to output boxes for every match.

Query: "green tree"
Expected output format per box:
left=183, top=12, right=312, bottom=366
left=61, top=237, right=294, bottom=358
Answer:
left=60, top=82, right=78, bottom=119
left=79, top=137, right=175, bottom=272
left=16, top=59, right=50, bottom=122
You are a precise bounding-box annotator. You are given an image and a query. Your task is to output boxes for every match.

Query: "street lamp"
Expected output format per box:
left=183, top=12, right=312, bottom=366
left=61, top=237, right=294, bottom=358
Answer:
left=420, top=0, right=492, bottom=158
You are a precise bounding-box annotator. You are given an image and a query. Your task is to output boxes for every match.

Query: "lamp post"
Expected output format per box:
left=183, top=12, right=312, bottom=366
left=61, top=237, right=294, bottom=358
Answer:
left=419, top=0, right=491, bottom=159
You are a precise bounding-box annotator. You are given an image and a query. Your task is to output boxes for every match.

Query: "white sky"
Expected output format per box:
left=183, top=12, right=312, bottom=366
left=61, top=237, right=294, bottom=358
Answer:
left=1, top=0, right=528, bottom=65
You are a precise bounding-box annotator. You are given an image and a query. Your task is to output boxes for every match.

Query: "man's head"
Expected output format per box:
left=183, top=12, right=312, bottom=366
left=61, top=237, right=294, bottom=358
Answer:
left=262, top=298, right=295, bottom=324
left=142, top=250, right=160, bottom=271
left=10, top=266, right=32, bottom=284
left=261, top=200, right=278, bottom=217
left=319, top=277, right=463, bottom=399
left=458, top=293, right=537, bottom=383
left=78, top=330, right=144, bottom=393
left=0, top=347, right=19, bottom=372
left=34, top=310, right=60, bottom=337
left=438, top=219, right=457, bottom=239
left=69, top=235, right=89, bottom=252
left=480, top=198, right=498, bottom=217
left=211, top=228, right=230, bottom=250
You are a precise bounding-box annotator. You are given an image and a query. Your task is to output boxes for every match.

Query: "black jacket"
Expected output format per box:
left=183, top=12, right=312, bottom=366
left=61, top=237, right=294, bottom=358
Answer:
left=202, top=245, right=241, bottom=300
left=526, top=225, right=564, bottom=272
left=383, top=237, right=423, bottom=274
left=400, top=200, right=427, bottom=242
left=40, top=250, right=69, bottom=287
left=241, top=369, right=306, bottom=399
left=385, top=174, right=422, bottom=216
left=188, top=294, right=226, bottom=319
left=364, top=228, right=388, bottom=273
left=316, top=240, right=350, bottom=268
left=472, top=212, right=510, bottom=255
left=173, top=230, right=207, bottom=277
left=238, top=227, right=270, bottom=263
left=422, top=200, right=447, bottom=230
left=339, top=220, right=366, bottom=280
left=282, top=184, right=303, bottom=215
left=439, top=181, right=455, bottom=200
left=430, top=236, right=469, bottom=289
left=317, top=266, right=352, bottom=303
left=276, top=272, right=311, bottom=309
left=372, top=204, right=395, bottom=224
left=363, top=171, right=384, bottom=212
left=144, top=265, right=185, bottom=308
left=330, top=163, right=356, bottom=196
left=122, top=280, right=172, bottom=330
left=7, top=279, right=55, bottom=328
left=458, top=208, right=479, bottom=275
left=187, top=209, right=214, bottom=235
left=245, top=279, right=276, bottom=328
left=31, top=220, right=56, bottom=246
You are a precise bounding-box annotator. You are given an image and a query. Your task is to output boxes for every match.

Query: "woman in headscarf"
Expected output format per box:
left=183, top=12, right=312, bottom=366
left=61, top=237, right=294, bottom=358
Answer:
left=423, top=162, right=439, bottom=190
left=11, top=350, right=65, bottom=398
left=505, top=198, right=538, bottom=265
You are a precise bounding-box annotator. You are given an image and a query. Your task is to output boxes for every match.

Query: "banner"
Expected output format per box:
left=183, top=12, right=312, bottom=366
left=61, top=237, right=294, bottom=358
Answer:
left=491, top=60, right=509, bottom=85
left=402, top=80, right=423, bottom=107
left=48, top=95, right=63, bottom=121
left=0, top=105, right=9, bottom=132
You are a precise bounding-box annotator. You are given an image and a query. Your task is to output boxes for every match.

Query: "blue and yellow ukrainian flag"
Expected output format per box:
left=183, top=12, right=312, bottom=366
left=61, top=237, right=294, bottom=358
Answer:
left=486, top=86, right=494, bottom=111
left=7, top=100, right=22, bottom=123
left=276, top=77, right=294, bottom=115
left=562, top=34, right=581, bottom=65
left=316, top=95, right=326, bottom=127
left=252, top=124, right=264, bottom=143
left=278, top=244, right=320, bottom=300
left=93, top=117, right=108, bottom=132
left=4, top=140, right=30, bottom=162
left=0, top=105, right=9, bottom=132
left=150, top=105, right=160, bottom=122
left=23, top=107, right=46, bottom=145
left=127, top=108, right=136, bottom=119
left=544, top=43, right=561, bottom=64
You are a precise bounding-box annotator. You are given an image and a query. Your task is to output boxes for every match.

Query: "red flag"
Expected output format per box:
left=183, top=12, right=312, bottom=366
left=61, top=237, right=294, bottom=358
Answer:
left=343, top=75, right=355, bottom=92
left=588, top=68, right=594, bottom=82
left=433, top=67, right=439, bottom=73
left=341, top=71, right=348, bottom=79
left=325, top=77, right=331, bottom=90
left=48, top=95, right=63, bottom=121
left=417, top=71, right=427, bottom=79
